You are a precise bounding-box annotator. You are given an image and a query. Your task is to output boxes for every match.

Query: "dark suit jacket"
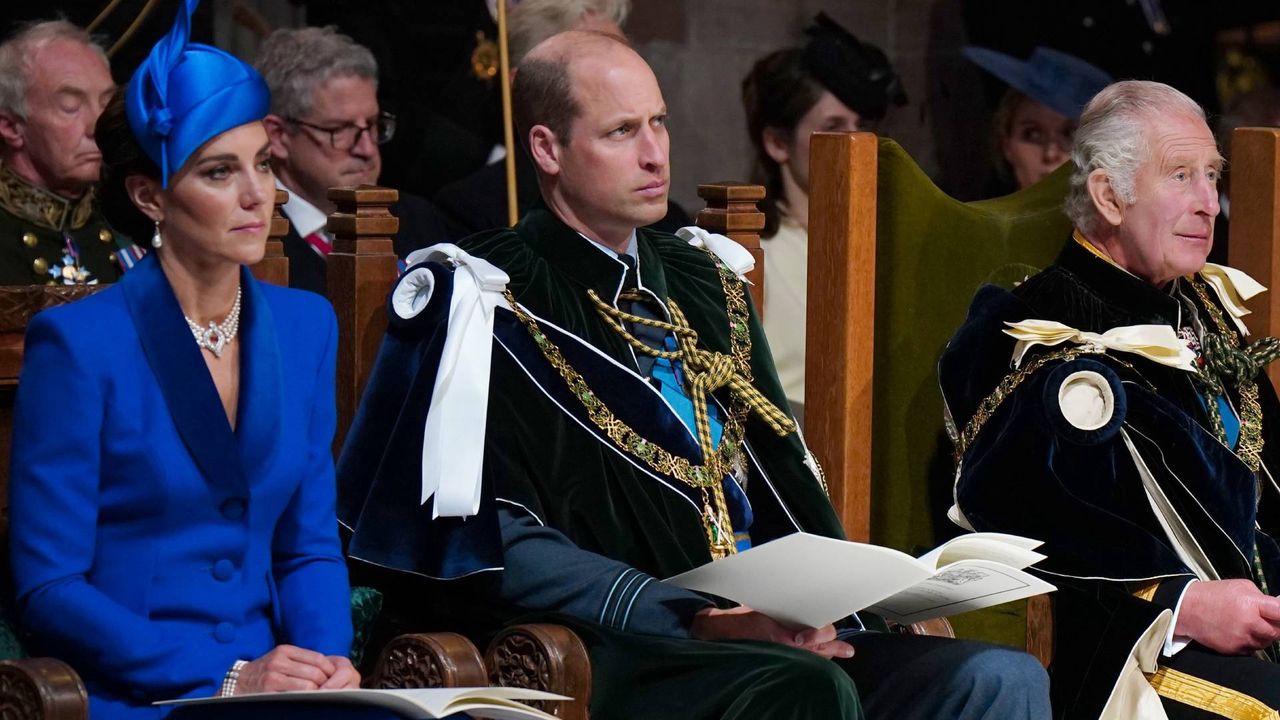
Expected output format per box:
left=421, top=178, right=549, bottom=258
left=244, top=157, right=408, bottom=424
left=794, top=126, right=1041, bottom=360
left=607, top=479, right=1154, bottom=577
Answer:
left=282, top=191, right=455, bottom=295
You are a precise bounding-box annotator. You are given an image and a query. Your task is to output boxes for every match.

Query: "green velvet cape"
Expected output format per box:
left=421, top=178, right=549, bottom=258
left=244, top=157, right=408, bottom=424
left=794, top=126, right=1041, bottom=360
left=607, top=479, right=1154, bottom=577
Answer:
left=340, top=207, right=845, bottom=584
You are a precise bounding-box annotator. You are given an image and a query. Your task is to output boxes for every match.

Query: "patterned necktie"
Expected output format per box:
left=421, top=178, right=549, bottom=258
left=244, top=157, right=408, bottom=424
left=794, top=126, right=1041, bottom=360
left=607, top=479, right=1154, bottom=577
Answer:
left=617, top=255, right=667, bottom=377
left=305, top=231, right=332, bottom=257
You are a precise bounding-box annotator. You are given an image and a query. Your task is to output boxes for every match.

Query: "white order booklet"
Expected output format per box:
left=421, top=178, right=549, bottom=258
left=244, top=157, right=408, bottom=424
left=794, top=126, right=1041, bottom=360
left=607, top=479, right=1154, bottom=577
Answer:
left=664, top=531, right=1056, bottom=627
left=156, top=687, right=570, bottom=720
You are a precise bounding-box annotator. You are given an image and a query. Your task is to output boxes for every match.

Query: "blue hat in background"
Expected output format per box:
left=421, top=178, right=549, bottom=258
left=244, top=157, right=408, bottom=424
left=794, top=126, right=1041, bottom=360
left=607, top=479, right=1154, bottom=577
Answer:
left=962, top=46, right=1113, bottom=120
left=124, top=0, right=269, bottom=187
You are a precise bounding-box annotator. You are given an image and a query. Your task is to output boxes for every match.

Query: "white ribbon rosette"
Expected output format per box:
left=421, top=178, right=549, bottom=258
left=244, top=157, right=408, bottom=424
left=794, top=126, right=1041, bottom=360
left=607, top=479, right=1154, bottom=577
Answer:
left=398, top=244, right=510, bottom=518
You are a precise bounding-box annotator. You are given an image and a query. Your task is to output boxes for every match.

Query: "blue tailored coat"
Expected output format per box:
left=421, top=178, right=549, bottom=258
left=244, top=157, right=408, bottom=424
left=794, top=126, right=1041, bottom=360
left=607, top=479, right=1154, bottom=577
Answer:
left=9, top=254, right=353, bottom=720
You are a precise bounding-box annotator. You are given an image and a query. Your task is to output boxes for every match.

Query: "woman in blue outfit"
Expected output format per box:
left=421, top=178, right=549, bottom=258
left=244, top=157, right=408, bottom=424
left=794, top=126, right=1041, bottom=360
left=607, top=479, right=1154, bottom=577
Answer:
left=8, top=2, right=359, bottom=717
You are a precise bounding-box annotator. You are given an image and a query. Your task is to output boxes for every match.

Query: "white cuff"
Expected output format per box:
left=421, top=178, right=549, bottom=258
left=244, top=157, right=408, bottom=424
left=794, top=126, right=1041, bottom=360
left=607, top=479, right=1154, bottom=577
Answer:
left=1162, top=578, right=1197, bottom=657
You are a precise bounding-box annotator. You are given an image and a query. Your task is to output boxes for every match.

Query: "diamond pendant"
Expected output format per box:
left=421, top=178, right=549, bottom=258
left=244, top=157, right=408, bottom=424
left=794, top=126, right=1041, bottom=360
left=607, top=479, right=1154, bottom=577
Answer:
left=202, top=324, right=226, bottom=358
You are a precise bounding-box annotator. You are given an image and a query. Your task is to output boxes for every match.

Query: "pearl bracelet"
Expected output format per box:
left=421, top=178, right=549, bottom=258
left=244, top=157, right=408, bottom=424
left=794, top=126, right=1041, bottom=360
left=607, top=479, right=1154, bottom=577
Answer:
left=219, top=659, right=249, bottom=697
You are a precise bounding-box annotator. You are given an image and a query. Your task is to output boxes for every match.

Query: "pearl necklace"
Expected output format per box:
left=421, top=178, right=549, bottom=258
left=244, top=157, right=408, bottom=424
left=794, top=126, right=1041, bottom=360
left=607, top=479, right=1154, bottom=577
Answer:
left=185, top=287, right=242, bottom=359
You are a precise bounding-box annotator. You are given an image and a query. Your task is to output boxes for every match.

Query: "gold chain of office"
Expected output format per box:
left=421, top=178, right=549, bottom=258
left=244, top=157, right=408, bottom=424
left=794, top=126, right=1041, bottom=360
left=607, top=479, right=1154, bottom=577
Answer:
left=1187, top=279, right=1280, bottom=474
left=1188, top=278, right=1280, bottom=599
left=502, top=250, right=796, bottom=559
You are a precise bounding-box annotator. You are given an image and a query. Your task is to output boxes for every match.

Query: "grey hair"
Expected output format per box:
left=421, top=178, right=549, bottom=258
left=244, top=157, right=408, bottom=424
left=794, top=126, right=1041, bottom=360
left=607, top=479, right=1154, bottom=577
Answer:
left=0, top=20, right=108, bottom=120
left=509, top=0, right=631, bottom=65
left=253, top=26, right=378, bottom=119
left=1066, top=80, right=1207, bottom=234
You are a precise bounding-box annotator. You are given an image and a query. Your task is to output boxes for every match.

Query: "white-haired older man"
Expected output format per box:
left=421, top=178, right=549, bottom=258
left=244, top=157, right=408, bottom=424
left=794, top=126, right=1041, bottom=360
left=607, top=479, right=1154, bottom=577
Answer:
left=941, top=79, right=1280, bottom=719
left=0, top=20, right=138, bottom=285
left=256, top=26, right=451, bottom=295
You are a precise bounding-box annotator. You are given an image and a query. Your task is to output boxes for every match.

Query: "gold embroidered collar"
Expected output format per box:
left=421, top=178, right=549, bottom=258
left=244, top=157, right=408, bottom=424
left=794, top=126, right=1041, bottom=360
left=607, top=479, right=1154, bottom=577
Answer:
left=0, top=161, right=97, bottom=231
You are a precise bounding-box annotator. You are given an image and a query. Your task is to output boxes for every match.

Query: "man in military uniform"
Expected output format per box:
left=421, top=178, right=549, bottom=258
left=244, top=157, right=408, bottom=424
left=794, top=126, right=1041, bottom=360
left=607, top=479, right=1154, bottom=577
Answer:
left=0, top=20, right=135, bottom=286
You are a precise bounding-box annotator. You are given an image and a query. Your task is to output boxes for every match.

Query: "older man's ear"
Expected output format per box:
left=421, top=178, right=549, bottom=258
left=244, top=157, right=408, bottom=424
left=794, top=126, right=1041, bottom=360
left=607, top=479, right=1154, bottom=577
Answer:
left=1087, top=168, right=1124, bottom=227
left=0, top=110, right=24, bottom=150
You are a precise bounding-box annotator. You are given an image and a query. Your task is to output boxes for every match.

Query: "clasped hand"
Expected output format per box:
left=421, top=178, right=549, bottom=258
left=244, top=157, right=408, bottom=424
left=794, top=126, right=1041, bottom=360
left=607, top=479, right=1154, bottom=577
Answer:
left=691, top=605, right=855, bottom=659
left=234, top=644, right=361, bottom=694
left=1176, top=579, right=1280, bottom=655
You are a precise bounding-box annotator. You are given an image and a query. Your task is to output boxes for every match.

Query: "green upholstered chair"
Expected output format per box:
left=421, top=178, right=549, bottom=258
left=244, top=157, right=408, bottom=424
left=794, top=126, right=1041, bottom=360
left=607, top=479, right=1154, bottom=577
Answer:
left=804, top=132, right=1073, bottom=658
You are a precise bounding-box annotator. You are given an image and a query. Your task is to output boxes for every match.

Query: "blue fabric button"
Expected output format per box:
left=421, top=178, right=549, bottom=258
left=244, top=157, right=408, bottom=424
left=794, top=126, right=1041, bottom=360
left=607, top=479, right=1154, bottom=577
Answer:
left=212, top=559, right=235, bottom=581
left=220, top=497, right=247, bottom=520
left=214, top=622, right=236, bottom=643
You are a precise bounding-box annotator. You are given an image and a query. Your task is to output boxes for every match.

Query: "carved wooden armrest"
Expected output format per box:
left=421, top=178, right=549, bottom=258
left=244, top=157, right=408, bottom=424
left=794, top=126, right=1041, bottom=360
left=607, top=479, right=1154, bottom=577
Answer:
left=484, top=624, right=591, bottom=720
left=363, top=632, right=487, bottom=689
left=887, top=616, right=956, bottom=639
left=0, top=657, right=88, bottom=720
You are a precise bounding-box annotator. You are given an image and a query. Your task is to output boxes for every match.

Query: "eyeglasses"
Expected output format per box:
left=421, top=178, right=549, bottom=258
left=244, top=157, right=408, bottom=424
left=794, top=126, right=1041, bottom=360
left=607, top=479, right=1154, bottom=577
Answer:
left=286, top=111, right=397, bottom=150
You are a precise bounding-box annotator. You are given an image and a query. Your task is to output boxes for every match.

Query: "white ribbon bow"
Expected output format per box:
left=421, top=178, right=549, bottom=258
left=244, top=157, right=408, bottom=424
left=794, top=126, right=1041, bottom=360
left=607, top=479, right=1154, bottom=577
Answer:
left=1003, top=319, right=1198, bottom=373
left=399, top=243, right=510, bottom=518
left=1199, top=263, right=1267, bottom=336
left=675, top=226, right=755, bottom=282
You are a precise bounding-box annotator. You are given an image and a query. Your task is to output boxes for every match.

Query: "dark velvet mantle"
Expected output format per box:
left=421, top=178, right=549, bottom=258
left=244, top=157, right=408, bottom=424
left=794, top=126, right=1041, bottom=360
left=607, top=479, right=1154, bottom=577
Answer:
left=939, top=239, right=1280, bottom=717
left=337, top=208, right=842, bottom=589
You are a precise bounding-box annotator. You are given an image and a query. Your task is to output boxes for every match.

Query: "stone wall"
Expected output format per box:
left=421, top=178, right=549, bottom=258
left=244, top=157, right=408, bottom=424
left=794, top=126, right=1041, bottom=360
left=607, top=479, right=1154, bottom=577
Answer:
left=627, top=0, right=975, bottom=212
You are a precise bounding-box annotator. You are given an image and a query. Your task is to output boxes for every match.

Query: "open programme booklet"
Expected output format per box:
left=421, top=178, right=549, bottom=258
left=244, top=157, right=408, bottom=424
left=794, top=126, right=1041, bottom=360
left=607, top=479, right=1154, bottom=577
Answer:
left=664, top=532, right=1055, bottom=627
left=156, top=687, right=569, bottom=720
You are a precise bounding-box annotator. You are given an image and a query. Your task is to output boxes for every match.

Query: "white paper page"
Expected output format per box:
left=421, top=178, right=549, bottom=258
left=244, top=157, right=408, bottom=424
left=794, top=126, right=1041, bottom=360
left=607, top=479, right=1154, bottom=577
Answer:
left=866, top=559, right=1056, bottom=625
left=156, top=687, right=568, bottom=720
left=918, top=533, right=1045, bottom=571
left=664, top=533, right=932, bottom=628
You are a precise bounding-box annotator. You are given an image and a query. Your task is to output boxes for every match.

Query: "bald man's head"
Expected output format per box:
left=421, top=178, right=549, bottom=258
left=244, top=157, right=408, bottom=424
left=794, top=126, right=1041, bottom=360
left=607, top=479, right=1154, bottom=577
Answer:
left=512, top=30, right=635, bottom=149
left=515, top=29, right=669, bottom=249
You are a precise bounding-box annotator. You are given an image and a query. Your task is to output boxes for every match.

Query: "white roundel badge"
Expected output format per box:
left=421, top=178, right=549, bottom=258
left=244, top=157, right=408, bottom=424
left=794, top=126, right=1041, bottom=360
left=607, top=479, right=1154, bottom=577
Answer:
left=1057, top=370, right=1115, bottom=431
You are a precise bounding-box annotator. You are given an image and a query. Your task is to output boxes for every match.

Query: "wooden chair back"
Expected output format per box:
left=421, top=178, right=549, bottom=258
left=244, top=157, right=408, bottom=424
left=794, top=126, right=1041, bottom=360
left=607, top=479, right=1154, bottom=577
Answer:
left=804, top=132, right=1073, bottom=662
left=324, top=185, right=401, bottom=456
left=695, top=183, right=765, bottom=310
left=1227, top=127, right=1280, bottom=388
left=249, top=189, right=290, bottom=287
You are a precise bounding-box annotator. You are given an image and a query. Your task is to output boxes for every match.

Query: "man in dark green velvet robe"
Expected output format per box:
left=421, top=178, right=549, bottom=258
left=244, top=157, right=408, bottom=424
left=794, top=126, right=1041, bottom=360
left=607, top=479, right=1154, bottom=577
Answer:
left=339, top=29, right=1049, bottom=720
left=941, top=80, right=1280, bottom=719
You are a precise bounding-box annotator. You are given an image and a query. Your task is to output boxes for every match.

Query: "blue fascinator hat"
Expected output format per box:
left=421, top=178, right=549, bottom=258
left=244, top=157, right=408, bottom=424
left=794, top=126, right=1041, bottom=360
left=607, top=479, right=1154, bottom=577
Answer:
left=962, top=46, right=1112, bottom=121
left=124, top=0, right=269, bottom=186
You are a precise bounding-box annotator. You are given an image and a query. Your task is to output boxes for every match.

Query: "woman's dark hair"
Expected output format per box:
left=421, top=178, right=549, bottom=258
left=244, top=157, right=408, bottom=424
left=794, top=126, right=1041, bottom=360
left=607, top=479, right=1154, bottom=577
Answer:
left=741, top=48, right=823, bottom=238
left=95, top=92, right=161, bottom=246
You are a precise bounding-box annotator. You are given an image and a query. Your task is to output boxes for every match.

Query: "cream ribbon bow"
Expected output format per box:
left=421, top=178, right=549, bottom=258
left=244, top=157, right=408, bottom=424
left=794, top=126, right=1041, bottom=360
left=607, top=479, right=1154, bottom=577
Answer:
left=399, top=243, right=510, bottom=518
left=1199, top=263, right=1267, bottom=336
left=676, top=226, right=755, bottom=282
left=1004, top=319, right=1198, bottom=372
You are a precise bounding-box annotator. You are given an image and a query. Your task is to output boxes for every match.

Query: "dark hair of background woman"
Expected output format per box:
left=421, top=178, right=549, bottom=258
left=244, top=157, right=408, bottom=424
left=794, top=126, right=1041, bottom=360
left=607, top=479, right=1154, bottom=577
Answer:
left=95, top=93, right=162, bottom=246
left=741, top=48, right=823, bottom=238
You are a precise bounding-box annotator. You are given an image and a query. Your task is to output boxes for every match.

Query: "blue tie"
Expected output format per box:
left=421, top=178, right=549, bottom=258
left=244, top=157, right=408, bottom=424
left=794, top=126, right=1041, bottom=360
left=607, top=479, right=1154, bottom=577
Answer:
left=616, top=255, right=753, bottom=548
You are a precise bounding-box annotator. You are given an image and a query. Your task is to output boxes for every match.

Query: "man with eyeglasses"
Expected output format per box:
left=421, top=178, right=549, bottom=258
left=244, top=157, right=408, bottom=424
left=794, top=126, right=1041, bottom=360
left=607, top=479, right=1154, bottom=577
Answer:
left=256, top=26, right=452, bottom=295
